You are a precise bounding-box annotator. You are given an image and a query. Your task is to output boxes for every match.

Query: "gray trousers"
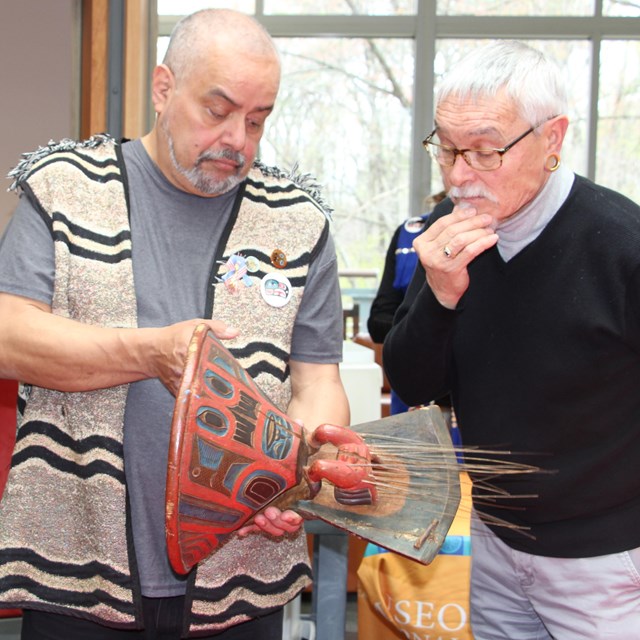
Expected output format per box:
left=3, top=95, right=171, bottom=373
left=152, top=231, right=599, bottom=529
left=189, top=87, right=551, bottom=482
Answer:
left=470, top=513, right=640, bottom=639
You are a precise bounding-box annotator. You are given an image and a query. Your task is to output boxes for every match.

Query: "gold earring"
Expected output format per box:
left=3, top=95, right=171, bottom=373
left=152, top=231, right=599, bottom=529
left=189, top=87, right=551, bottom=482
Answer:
left=546, top=153, right=561, bottom=172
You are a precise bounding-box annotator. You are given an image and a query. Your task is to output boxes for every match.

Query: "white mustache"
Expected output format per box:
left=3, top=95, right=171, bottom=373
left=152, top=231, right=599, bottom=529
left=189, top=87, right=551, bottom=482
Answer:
left=449, top=186, right=498, bottom=204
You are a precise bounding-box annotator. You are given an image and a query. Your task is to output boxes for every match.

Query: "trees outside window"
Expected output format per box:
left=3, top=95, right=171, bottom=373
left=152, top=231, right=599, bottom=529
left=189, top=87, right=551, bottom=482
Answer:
left=157, top=1, right=640, bottom=274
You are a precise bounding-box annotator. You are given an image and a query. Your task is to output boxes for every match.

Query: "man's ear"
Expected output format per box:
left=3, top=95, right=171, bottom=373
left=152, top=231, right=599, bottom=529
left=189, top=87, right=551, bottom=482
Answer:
left=546, top=115, right=569, bottom=154
left=151, top=64, right=174, bottom=114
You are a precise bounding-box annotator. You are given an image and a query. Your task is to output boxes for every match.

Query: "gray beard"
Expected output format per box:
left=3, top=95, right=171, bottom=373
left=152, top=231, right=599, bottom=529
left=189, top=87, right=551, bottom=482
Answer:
left=164, top=124, right=246, bottom=195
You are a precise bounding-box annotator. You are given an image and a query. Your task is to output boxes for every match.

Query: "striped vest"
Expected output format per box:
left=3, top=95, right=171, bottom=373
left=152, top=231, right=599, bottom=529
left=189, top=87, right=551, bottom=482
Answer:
left=0, top=136, right=330, bottom=635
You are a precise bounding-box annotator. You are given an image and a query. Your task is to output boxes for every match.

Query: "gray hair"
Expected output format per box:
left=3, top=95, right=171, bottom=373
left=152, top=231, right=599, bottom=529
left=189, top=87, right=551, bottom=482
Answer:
left=436, top=41, right=568, bottom=126
left=163, top=9, right=279, bottom=83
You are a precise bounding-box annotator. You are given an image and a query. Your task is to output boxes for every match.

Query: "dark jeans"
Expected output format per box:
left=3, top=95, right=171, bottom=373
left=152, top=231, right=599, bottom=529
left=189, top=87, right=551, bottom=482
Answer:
left=21, top=597, right=284, bottom=640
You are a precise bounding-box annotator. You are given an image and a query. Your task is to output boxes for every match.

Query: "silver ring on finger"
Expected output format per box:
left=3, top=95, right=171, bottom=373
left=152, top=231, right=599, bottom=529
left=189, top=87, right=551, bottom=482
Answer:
left=443, top=244, right=453, bottom=258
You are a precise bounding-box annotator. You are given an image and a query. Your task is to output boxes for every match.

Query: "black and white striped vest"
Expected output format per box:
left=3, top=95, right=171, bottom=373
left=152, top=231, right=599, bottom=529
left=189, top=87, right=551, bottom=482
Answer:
left=0, top=135, right=330, bottom=635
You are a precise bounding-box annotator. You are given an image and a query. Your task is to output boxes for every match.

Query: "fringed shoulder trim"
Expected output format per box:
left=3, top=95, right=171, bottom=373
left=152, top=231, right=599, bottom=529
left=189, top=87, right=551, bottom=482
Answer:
left=7, top=133, right=115, bottom=191
left=253, top=159, right=334, bottom=219
left=7, top=138, right=334, bottom=221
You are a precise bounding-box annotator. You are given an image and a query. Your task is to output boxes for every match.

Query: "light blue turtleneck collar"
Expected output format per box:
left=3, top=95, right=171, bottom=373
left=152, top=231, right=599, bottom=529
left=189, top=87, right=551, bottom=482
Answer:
left=495, top=163, right=575, bottom=262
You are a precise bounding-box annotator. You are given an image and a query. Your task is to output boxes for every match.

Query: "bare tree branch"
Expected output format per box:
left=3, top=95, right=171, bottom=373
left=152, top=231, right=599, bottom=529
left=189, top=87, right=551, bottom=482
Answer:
left=609, top=0, right=640, bottom=10
left=284, top=51, right=407, bottom=103
left=342, top=0, right=411, bottom=109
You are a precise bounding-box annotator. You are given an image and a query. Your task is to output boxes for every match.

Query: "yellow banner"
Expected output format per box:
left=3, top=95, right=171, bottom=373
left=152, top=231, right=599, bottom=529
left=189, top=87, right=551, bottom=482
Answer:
left=357, top=473, right=473, bottom=640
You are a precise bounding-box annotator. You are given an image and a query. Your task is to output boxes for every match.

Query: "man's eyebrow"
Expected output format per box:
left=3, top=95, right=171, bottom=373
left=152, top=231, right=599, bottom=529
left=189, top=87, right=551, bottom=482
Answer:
left=469, top=126, right=502, bottom=137
left=206, top=87, right=274, bottom=113
left=206, top=88, right=238, bottom=106
left=435, top=120, right=502, bottom=138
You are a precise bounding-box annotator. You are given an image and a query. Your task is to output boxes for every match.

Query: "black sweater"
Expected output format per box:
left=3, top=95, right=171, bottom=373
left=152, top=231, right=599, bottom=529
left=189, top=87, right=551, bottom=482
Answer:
left=384, top=176, right=640, bottom=557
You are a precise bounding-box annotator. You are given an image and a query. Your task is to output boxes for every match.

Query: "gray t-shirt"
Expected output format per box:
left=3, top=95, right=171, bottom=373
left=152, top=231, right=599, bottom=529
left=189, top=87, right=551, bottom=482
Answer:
left=0, top=139, right=343, bottom=596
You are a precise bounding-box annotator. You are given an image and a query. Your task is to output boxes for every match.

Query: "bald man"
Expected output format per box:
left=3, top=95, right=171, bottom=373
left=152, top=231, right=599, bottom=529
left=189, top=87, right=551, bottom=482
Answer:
left=0, top=9, right=348, bottom=639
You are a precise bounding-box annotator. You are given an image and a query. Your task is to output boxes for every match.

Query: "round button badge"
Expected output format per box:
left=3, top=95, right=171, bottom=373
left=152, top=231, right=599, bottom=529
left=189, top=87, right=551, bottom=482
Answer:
left=260, top=272, right=292, bottom=308
left=245, top=256, right=260, bottom=273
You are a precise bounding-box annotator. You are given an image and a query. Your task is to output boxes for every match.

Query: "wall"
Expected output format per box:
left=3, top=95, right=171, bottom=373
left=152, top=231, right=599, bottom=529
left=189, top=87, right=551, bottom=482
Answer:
left=0, top=0, right=80, bottom=234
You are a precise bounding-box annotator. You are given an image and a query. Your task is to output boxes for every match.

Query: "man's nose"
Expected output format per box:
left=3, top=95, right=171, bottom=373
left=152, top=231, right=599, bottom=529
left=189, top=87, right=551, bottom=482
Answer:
left=446, top=153, right=476, bottom=184
left=222, top=115, right=247, bottom=150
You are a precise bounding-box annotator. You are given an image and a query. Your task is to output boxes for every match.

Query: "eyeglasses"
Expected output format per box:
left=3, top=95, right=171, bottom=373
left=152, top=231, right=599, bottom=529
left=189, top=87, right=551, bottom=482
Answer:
left=422, top=116, right=557, bottom=171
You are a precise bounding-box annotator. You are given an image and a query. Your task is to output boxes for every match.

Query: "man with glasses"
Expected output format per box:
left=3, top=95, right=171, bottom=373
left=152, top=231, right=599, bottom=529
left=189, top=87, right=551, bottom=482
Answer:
left=384, top=40, right=640, bottom=638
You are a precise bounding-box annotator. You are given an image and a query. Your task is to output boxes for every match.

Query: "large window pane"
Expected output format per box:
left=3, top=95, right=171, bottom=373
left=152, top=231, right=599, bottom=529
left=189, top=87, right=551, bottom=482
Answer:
left=437, top=0, right=595, bottom=15
left=157, top=37, right=169, bottom=63
left=260, top=37, right=414, bottom=273
left=153, top=3, right=640, bottom=304
left=597, top=40, right=640, bottom=202
left=157, top=0, right=255, bottom=14
left=429, top=39, right=590, bottom=195
left=264, top=0, right=417, bottom=15
left=603, top=0, right=640, bottom=16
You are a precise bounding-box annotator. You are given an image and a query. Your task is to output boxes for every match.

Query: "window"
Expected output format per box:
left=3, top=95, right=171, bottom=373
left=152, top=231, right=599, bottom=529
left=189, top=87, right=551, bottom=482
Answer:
left=156, top=2, right=640, bottom=277
left=264, top=0, right=417, bottom=14
left=597, top=40, right=640, bottom=199
left=437, top=0, right=595, bottom=16
left=259, top=37, right=414, bottom=271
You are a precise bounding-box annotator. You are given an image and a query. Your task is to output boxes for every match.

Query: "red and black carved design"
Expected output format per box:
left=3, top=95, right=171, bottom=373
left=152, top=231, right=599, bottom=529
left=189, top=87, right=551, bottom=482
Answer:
left=166, top=326, right=305, bottom=574
left=167, top=326, right=464, bottom=572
